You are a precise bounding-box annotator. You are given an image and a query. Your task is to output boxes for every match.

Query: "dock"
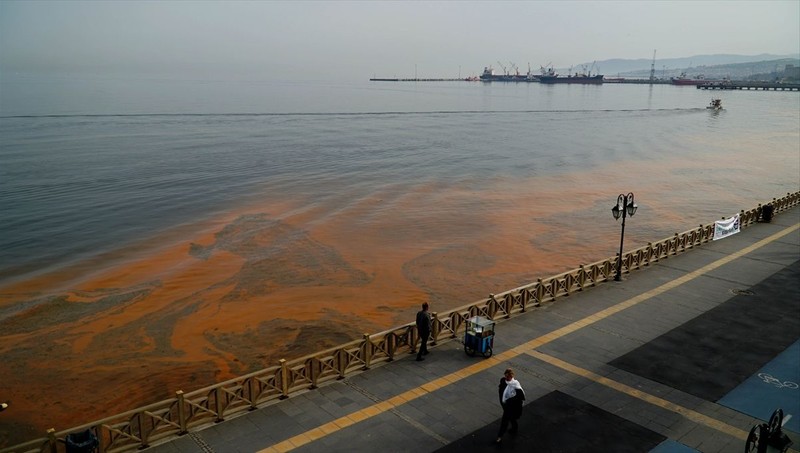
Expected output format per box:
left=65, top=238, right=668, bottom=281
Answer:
left=369, top=78, right=471, bottom=82
left=367, top=77, right=800, bottom=89
left=603, top=78, right=672, bottom=85
left=697, top=81, right=800, bottom=91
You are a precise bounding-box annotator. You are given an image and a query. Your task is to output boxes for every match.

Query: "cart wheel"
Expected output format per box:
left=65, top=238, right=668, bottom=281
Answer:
left=768, top=408, right=783, bottom=434
left=464, top=344, right=476, bottom=356
left=482, top=347, right=493, bottom=358
left=745, top=424, right=767, bottom=453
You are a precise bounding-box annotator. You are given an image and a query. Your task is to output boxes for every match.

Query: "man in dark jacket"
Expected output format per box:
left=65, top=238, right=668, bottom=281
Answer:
left=415, top=302, right=431, bottom=361
left=496, top=368, right=525, bottom=443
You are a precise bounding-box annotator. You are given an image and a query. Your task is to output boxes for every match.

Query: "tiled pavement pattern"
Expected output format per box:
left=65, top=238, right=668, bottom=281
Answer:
left=149, top=206, right=799, bottom=453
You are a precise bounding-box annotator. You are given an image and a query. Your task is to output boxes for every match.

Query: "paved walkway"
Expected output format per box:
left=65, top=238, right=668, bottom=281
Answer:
left=149, top=206, right=800, bottom=453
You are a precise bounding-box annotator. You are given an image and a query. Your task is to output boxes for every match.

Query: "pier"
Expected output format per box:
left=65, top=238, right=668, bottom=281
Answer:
left=698, top=81, right=800, bottom=91
left=603, top=78, right=672, bottom=85
left=369, top=78, right=472, bottom=82
left=368, top=77, right=800, bottom=90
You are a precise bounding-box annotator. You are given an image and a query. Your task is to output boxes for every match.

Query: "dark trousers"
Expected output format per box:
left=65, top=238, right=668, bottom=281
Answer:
left=497, top=410, right=518, bottom=437
left=417, top=331, right=429, bottom=358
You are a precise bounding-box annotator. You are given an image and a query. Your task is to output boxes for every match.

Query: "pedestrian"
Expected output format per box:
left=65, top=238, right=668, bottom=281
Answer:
left=415, top=302, right=431, bottom=361
left=496, top=368, right=525, bottom=443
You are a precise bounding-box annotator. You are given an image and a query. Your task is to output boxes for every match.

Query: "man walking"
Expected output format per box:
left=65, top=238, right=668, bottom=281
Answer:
left=416, top=302, right=431, bottom=361
left=496, top=368, right=525, bottom=443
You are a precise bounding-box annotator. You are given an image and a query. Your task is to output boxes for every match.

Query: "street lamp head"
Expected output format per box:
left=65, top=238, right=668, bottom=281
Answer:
left=611, top=203, right=622, bottom=220
left=626, top=192, right=637, bottom=217
left=612, top=194, right=625, bottom=220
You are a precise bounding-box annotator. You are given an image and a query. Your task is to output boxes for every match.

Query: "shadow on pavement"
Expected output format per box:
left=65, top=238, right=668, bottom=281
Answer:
left=435, top=391, right=666, bottom=452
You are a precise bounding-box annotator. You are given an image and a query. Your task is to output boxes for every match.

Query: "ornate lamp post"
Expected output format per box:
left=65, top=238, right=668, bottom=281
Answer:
left=611, top=193, right=638, bottom=281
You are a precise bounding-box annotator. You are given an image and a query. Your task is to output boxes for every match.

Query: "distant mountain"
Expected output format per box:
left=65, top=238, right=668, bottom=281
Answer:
left=621, top=58, right=800, bottom=80
left=567, top=53, right=800, bottom=76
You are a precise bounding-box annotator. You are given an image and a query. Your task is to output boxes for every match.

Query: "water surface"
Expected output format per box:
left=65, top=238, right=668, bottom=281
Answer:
left=0, top=74, right=798, bottom=444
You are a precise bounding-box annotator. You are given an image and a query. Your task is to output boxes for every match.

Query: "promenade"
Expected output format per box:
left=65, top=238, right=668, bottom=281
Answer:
left=149, top=206, right=799, bottom=453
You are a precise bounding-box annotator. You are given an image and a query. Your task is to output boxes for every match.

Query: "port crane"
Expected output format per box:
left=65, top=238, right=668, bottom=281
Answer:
left=577, top=61, right=599, bottom=76
left=497, top=61, right=508, bottom=75
left=649, top=50, right=656, bottom=82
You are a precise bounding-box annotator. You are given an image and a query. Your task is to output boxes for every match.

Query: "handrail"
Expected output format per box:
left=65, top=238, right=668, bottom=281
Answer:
left=4, top=191, right=798, bottom=453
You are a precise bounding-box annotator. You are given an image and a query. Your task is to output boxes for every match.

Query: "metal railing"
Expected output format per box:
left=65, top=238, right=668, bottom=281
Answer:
left=5, top=191, right=798, bottom=453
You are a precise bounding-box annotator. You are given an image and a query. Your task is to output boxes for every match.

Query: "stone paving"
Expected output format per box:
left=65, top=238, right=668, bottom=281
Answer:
left=148, top=206, right=799, bottom=453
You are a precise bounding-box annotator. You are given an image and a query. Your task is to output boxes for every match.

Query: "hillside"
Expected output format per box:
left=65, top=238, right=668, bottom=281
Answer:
left=567, top=53, right=800, bottom=79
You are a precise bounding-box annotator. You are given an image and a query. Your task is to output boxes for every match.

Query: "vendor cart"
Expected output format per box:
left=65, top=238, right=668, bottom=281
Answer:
left=464, top=316, right=495, bottom=358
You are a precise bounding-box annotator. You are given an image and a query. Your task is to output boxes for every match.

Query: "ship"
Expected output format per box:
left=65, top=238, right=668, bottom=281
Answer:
left=536, top=65, right=603, bottom=84
left=479, top=64, right=537, bottom=82
left=671, top=72, right=724, bottom=86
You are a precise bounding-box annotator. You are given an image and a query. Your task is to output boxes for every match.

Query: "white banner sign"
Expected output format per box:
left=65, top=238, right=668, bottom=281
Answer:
left=713, top=214, right=741, bottom=241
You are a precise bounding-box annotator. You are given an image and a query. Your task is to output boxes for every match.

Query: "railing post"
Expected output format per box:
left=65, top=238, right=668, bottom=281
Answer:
left=248, top=375, right=261, bottom=408
left=309, top=357, right=319, bottom=389
left=213, top=387, right=224, bottom=423
left=431, top=312, right=439, bottom=345
left=97, top=425, right=107, bottom=453
left=280, top=359, right=290, bottom=398
left=337, top=349, right=347, bottom=379
left=502, top=293, right=512, bottom=316
left=176, top=390, right=188, bottom=434
left=138, top=409, right=150, bottom=448
left=520, top=288, right=528, bottom=312
left=362, top=333, right=372, bottom=370
left=387, top=331, right=395, bottom=361
left=646, top=242, right=655, bottom=264
left=47, top=428, right=57, bottom=453
left=534, top=279, right=543, bottom=306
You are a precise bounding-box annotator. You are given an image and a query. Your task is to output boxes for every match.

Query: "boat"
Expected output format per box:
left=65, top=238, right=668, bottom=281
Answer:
left=671, top=72, right=723, bottom=86
left=706, top=98, right=723, bottom=110
left=537, top=65, right=603, bottom=84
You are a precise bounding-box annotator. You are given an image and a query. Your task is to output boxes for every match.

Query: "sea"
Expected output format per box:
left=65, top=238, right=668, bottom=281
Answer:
left=0, top=72, right=798, bottom=443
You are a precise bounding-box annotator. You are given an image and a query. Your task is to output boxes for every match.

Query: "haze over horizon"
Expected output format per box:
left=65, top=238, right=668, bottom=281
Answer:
left=1, top=0, right=798, bottom=82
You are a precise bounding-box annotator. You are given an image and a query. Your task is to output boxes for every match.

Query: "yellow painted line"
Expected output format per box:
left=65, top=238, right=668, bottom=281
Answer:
left=318, top=422, right=339, bottom=435
left=258, top=223, right=799, bottom=453
left=527, top=350, right=751, bottom=440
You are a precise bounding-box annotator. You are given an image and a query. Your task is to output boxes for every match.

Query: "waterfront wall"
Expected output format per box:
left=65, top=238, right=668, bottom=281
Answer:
left=5, top=192, right=799, bottom=453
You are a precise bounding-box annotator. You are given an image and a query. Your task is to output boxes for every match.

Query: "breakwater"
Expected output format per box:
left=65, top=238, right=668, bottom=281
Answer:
left=697, top=81, right=800, bottom=91
left=6, top=192, right=799, bottom=453
left=369, top=78, right=470, bottom=82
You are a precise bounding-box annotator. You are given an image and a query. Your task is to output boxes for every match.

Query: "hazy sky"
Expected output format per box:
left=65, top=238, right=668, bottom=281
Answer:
left=1, top=1, right=798, bottom=81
